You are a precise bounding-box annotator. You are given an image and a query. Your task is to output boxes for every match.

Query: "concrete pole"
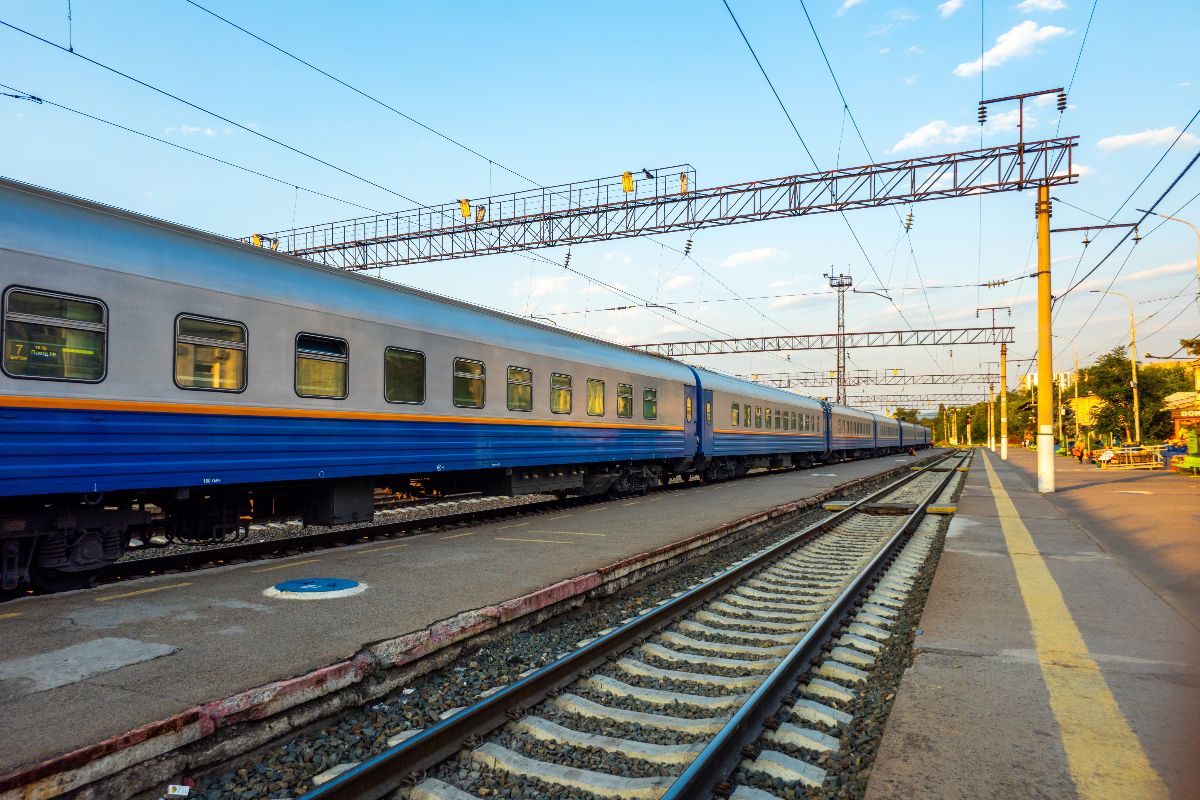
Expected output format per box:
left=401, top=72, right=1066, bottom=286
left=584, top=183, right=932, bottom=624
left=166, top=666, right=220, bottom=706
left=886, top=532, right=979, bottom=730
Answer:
left=951, top=408, right=958, bottom=446
left=1036, top=185, right=1055, bottom=492
left=1000, top=343, right=1008, bottom=460
left=1074, top=351, right=1080, bottom=451
left=988, top=384, right=996, bottom=450
left=1128, top=299, right=1142, bottom=445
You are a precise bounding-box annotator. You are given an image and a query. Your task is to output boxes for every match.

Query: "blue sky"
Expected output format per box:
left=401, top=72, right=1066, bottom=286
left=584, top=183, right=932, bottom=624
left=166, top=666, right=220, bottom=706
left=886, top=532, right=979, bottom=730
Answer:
left=3, top=0, right=1198, bottom=409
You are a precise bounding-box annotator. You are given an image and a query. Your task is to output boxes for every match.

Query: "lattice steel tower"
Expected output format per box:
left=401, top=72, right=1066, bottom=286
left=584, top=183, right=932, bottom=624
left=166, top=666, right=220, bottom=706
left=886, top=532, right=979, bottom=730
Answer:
left=825, top=272, right=853, bottom=405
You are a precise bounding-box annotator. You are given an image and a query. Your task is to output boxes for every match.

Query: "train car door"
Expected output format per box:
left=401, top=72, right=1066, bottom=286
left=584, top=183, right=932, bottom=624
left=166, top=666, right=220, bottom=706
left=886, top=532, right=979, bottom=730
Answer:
left=683, top=384, right=698, bottom=456
left=702, top=389, right=714, bottom=456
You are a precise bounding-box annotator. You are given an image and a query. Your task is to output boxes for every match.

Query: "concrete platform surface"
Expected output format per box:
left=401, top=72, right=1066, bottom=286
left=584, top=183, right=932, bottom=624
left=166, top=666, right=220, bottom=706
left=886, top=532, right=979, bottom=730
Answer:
left=867, top=448, right=1200, bottom=800
left=0, top=452, right=933, bottom=775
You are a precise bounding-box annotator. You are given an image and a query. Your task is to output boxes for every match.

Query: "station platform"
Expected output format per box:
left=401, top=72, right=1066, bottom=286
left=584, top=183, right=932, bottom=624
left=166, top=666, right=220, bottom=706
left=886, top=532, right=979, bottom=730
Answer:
left=0, top=452, right=936, bottom=791
left=867, top=447, right=1200, bottom=800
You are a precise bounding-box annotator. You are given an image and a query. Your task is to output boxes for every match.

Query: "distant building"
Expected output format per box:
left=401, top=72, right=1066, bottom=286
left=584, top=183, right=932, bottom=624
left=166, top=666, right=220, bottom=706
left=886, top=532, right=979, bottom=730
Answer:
left=1164, top=391, right=1200, bottom=440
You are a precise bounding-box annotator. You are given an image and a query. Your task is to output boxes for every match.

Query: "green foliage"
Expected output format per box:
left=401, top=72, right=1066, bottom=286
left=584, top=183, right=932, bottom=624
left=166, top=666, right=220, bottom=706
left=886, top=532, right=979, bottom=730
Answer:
left=1080, top=347, right=1190, bottom=442
left=892, top=406, right=921, bottom=423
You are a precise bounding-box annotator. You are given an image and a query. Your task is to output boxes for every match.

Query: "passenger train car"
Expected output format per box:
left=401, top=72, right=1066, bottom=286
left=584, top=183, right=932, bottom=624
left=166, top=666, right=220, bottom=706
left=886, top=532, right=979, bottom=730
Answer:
left=0, top=178, right=928, bottom=590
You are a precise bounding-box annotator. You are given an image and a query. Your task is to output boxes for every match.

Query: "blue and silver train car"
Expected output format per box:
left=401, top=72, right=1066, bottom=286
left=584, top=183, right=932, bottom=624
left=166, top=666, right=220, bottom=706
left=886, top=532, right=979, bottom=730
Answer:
left=691, top=368, right=828, bottom=476
left=0, top=179, right=699, bottom=588
left=874, top=414, right=902, bottom=452
left=827, top=405, right=878, bottom=458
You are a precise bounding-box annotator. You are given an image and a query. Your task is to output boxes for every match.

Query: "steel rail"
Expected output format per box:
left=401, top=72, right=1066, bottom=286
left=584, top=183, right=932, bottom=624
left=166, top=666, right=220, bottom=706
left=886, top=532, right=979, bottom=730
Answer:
left=663, top=455, right=961, bottom=798
left=299, top=450, right=957, bottom=800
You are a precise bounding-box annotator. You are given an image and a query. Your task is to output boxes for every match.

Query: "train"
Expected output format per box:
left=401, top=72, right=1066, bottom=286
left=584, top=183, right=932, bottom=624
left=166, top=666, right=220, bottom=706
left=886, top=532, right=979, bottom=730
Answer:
left=0, top=177, right=930, bottom=591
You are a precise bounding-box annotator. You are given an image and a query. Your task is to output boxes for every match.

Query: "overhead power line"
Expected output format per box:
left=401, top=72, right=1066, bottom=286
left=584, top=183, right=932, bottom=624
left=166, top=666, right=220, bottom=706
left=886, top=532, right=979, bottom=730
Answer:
left=0, top=17, right=424, bottom=206
left=0, top=81, right=381, bottom=214
left=721, top=0, right=944, bottom=371
left=182, top=0, right=539, bottom=189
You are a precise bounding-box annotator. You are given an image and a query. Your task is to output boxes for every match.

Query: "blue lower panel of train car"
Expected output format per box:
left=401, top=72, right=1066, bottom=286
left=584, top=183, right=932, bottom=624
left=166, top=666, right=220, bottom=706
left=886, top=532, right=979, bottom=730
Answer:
left=830, top=436, right=874, bottom=451
left=711, top=431, right=826, bottom=456
left=0, top=405, right=687, bottom=497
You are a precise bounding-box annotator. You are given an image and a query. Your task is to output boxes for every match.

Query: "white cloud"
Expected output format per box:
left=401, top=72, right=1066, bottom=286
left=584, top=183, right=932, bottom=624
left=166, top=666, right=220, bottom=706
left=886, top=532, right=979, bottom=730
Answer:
left=769, top=277, right=805, bottom=289
left=1055, top=163, right=1094, bottom=179
left=837, top=0, right=865, bottom=15
left=1096, top=127, right=1200, bottom=151
left=906, top=45, right=924, bottom=54
left=1015, top=0, right=1067, bottom=11
left=984, top=107, right=1029, bottom=133
left=867, top=7, right=918, bottom=36
left=602, top=251, right=633, bottom=265
left=770, top=294, right=820, bottom=310
left=938, top=0, right=965, bottom=17
left=660, top=274, right=695, bottom=292
left=879, top=47, right=892, bottom=54
left=953, top=21, right=1070, bottom=77
left=903, top=75, right=918, bottom=86
left=659, top=322, right=691, bottom=334
left=514, top=275, right=569, bottom=298
left=1117, top=260, right=1195, bottom=283
left=890, top=119, right=974, bottom=152
left=721, top=247, right=783, bottom=268
left=165, top=125, right=216, bottom=136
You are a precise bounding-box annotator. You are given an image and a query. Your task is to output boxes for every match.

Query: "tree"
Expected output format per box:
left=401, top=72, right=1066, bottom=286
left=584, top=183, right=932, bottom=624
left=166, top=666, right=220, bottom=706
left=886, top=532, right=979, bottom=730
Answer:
left=892, top=406, right=920, bottom=423
left=1082, top=347, right=1190, bottom=443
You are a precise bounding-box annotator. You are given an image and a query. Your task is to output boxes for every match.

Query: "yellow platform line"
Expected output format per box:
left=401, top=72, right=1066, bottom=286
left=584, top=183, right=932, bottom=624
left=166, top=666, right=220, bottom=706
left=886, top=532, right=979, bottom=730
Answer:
left=96, top=582, right=191, bottom=602
left=528, top=530, right=607, bottom=537
left=0, top=611, right=23, bottom=620
left=439, top=530, right=478, bottom=540
left=495, top=536, right=572, bottom=545
left=251, top=558, right=320, bottom=573
left=358, top=542, right=409, bottom=554
left=981, top=451, right=1167, bottom=799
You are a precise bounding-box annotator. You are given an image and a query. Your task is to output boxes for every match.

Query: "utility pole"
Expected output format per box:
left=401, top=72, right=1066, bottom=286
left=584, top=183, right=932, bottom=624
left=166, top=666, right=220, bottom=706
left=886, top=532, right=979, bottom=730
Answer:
left=977, top=308, right=1010, bottom=455
left=967, top=410, right=974, bottom=448
left=1036, top=184, right=1055, bottom=491
left=988, top=383, right=996, bottom=451
left=1080, top=352, right=1089, bottom=455
left=1000, top=344, right=1008, bottom=460
left=951, top=408, right=959, bottom=446
left=825, top=272, right=853, bottom=405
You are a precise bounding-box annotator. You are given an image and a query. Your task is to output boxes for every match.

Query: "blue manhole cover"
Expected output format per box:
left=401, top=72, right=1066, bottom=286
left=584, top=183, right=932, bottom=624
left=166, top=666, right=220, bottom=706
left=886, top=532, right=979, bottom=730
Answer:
left=264, top=577, right=368, bottom=600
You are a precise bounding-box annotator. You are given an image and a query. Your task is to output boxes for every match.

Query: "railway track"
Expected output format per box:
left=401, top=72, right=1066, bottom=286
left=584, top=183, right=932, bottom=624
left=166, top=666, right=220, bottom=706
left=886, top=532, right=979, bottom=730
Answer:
left=292, top=451, right=966, bottom=800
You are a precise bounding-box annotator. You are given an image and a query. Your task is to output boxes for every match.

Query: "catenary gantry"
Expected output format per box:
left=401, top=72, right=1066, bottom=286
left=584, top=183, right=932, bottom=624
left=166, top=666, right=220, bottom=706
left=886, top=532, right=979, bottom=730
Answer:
left=251, top=137, right=1076, bottom=269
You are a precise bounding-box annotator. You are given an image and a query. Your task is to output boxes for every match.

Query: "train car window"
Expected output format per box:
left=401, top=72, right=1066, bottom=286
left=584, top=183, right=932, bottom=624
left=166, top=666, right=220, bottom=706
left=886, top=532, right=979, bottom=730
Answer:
left=705, top=398, right=712, bottom=425
left=175, top=315, right=246, bottom=392
left=384, top=347, right=425, bottom=404
left=685, top=395, right=693, bottom=423
left=2, top=287, right=106, bottom=382
left=642, top=387, right=657, bottom=420
left=765, top=408, right=773, bottom=430
left=295, top=333, right=348, bottom=399
left=453, top=357, right=486, bottom=408
left=775, top=409, right=781, bottom=429
left=617, top=383, right=633, bottom=418
left=587, top=379, right=605, bottom=416
left=744, top=403, right=751, bottom=428
left=731, top=403, right=740, bottom=427
left=551, top=373, right=572, bottom=414
left=755, top=406, right=762, bottom=427
left=507, top=366, right=533, bottom=411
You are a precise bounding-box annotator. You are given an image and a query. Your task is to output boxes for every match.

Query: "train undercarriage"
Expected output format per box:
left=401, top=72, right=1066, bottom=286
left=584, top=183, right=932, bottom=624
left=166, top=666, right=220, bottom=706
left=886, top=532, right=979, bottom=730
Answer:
left=1, top=446, right=923, bottom=592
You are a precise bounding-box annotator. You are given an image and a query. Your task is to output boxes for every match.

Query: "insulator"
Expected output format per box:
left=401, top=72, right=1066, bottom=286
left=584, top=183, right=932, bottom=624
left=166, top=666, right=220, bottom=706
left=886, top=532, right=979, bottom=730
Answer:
left=683, top=236, right=693, bottom=256
left=977, top=104, right=987, bottom=125
left=564, top=250, right=572, bottom=267
left=1132, top=226, right=1142, bottom=244
left=1056, top=91, right=1067, bottom=112
left=904, top=210, right=914, bottom=231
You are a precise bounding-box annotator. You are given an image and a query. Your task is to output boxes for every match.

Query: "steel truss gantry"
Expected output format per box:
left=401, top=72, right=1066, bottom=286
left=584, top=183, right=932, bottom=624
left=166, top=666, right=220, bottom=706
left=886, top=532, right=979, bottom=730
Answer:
left=742, top=371, right=1001, bottom=388
left=848, top=393, right=985, bottom=408
left=632, top=326, right=1014, bottom=357
left=253, top=137, right=1077, bottom=269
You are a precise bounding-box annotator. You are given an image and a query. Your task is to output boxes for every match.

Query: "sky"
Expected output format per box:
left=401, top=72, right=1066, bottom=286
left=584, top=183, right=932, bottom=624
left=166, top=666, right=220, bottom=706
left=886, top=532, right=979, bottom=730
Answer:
left=2, top=0, right=1198, bottom=412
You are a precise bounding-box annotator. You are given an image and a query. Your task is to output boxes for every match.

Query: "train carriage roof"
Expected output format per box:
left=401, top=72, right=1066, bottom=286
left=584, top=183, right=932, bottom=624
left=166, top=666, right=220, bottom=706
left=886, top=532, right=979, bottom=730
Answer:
left=0, top=178, right=696, bottom=382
